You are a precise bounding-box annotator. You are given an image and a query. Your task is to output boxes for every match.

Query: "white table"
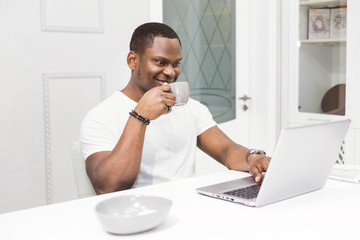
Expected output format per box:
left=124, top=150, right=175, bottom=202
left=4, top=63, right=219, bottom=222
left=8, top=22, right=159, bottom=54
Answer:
left=1, top=170, right=359, bottom=240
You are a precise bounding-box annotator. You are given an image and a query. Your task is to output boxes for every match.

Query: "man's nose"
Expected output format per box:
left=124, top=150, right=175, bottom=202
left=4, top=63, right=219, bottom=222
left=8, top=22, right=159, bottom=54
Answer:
left=163, top=64, right=176, bottom=78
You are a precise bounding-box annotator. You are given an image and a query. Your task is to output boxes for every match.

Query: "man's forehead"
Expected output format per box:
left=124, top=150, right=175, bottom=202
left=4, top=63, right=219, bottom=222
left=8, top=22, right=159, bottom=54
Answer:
left=145, top=37, right=182, bottom=58
left=152, top=37, right=181, bottom=48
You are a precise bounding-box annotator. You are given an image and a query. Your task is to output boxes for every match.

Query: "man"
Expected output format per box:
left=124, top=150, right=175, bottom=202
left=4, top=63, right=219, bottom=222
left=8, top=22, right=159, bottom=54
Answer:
left=81, top=22, right=270, bottom=195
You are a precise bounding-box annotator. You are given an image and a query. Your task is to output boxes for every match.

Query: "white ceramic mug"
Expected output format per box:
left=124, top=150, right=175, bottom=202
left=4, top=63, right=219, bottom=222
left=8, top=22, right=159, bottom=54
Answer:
left=169, top=82, right=190, bottom=106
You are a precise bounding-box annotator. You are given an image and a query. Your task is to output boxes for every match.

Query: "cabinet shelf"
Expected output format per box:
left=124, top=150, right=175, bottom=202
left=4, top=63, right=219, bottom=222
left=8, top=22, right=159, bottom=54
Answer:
left=300, top=39, right=346, bottom=44
left=299, top=0, right=347, bottom=7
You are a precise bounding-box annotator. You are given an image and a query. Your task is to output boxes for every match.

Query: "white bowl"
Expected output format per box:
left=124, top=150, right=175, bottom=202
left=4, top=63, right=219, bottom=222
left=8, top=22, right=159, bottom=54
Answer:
left=95, top=195, right=172, bottom=235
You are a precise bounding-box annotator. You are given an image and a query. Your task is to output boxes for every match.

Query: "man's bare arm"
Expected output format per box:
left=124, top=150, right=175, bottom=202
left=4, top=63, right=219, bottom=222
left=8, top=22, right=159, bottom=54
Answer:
left=197, top=126, right=270, bottom=182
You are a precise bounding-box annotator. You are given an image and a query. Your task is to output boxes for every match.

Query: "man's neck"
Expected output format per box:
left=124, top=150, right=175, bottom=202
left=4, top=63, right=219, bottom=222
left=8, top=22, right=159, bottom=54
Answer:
left=121, top=81, right=144, bottom=103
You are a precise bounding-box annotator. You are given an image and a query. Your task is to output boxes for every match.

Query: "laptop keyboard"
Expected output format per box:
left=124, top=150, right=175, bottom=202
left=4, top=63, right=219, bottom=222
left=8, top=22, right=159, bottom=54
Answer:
left=223, top=184, right=262, bottom=199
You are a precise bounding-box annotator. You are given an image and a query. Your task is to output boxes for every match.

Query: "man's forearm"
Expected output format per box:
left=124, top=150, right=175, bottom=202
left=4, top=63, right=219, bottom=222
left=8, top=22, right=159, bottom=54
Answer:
left=224, top=143, right=250, bottom=172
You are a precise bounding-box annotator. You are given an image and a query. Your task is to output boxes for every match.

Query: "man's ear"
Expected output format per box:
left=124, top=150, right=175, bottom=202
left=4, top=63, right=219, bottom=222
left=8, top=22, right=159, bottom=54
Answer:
left=127, top=51, right=137, bottom=71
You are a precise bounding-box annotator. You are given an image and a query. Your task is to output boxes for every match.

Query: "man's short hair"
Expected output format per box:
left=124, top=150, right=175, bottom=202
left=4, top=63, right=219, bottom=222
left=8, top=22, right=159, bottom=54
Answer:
left=130, top=22, right=181, bottom=54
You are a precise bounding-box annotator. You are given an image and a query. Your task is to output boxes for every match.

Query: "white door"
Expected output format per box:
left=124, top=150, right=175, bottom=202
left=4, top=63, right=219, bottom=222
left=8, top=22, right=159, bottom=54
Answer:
left=162, top=0, right=280, bottom=174
left=162, top=0, right=250, bottom=174
left=233, top=0, right=280, bottom=157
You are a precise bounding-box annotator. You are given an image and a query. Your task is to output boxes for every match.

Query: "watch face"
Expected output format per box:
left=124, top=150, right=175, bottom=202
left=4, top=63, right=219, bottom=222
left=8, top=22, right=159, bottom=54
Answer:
left=249, top=149, right=266, bottom=155
left=249, top=149, right=256, bottom=154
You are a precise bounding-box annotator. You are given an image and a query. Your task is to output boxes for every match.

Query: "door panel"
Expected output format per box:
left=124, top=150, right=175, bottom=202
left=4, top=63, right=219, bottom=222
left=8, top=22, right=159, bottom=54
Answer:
left=163, top=0, right=251, bottom=174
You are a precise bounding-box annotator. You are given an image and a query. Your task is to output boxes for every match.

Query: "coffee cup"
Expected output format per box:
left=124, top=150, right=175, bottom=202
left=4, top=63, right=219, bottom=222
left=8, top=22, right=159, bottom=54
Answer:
left=169, top=82, right=190, bottom=106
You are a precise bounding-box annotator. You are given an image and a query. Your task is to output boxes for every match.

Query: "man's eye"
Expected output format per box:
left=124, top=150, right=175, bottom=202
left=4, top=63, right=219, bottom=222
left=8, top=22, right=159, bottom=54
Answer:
left=155, top=60, right=165, bottom=65
left=173, top=62, right=180, bottom=67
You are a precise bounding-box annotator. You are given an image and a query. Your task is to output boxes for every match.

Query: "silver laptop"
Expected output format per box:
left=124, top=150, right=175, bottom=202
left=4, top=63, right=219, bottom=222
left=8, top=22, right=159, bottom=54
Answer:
left=196, top=119, right=351, bottom=207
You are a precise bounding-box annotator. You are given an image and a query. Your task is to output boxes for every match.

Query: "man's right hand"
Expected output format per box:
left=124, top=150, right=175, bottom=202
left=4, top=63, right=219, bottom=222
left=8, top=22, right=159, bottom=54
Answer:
left=134, top=83, right=175, bottom=120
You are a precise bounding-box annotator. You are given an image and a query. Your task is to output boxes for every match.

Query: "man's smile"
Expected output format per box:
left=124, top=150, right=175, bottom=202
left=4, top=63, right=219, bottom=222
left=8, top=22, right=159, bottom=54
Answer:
left=155, top=78, right=175, bottom=85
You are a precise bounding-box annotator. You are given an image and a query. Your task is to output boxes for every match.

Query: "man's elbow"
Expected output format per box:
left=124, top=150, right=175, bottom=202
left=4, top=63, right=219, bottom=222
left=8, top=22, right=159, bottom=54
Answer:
left=92, top=179, right=134, bottom=195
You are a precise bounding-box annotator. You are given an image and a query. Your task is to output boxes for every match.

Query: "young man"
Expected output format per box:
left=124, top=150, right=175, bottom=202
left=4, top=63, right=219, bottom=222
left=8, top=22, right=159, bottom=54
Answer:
left=81, top=22, right=270, bottom=194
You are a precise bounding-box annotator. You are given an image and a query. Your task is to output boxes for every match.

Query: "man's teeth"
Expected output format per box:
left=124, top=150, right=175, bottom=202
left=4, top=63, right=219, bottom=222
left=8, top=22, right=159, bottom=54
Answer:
left=157, top=80, right=167, bottom=85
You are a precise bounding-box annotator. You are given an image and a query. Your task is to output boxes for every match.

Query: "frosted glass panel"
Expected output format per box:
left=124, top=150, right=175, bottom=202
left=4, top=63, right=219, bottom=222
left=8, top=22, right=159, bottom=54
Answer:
left=163, top=0, right=235, bottom=123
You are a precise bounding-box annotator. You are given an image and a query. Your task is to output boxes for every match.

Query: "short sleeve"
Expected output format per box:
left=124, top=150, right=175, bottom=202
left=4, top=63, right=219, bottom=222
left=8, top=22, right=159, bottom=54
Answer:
left=80, top=109, right=119, bottom=161
left=189, top=99, right=217, bottom=136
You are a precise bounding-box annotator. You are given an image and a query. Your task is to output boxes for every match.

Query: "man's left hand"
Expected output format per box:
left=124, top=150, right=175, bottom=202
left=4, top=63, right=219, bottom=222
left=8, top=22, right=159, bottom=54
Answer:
left=247, top=154, right=271, bottom=182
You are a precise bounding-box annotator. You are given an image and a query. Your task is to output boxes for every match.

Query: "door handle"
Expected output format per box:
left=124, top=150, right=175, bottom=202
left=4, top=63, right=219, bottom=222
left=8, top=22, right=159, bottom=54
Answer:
left=238, top=95, right=251, bottom=101
left=238, top=95, right=251, bottom=111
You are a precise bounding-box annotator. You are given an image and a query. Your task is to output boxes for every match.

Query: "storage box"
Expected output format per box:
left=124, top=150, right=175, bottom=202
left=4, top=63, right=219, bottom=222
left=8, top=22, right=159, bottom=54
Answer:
left=330, top=8, right=347, bottom=39
left=308, top=8, right=330, bottom=39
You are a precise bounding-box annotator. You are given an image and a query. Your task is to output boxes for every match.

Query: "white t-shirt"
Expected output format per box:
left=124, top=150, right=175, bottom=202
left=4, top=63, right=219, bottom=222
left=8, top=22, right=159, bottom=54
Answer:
left=80, top=91, right=217, bottom=188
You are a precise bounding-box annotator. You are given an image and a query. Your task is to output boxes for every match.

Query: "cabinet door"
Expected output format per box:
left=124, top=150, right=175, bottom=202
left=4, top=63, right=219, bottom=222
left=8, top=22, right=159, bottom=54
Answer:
left=295, top=0, right=348, bottom=123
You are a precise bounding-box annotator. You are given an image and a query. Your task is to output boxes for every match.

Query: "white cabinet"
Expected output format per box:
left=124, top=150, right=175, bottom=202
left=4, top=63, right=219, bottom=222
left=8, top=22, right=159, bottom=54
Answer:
left=282, top=0, right=360, bottom=164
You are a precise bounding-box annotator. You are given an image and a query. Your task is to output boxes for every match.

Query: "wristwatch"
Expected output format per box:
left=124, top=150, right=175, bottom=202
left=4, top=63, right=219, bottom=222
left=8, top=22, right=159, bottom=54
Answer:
left=248, top=149, right=266, bottom=155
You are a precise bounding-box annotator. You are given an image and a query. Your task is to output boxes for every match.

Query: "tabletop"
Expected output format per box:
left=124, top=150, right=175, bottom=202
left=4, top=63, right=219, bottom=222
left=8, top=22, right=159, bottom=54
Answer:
left=1, top=170, right=359, bottom=240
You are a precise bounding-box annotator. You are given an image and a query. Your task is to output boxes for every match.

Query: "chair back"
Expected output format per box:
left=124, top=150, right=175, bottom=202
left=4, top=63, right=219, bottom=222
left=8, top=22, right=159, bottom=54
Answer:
left=71, top=137, right=95, bottom=198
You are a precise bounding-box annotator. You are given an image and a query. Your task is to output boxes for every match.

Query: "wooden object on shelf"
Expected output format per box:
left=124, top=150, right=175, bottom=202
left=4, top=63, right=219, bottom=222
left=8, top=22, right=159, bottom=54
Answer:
left=321, top=84, right=346, bottom=115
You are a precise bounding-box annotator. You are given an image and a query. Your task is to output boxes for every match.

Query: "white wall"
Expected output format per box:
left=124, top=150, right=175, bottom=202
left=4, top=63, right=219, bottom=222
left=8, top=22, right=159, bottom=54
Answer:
left=0, top=0, right=151, bottom=213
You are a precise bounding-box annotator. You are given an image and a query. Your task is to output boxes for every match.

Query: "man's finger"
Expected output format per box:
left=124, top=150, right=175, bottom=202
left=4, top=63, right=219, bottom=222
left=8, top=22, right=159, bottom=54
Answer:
left=160, top=82, right=171, bottom=92
left=251, top=162, right=266, bottom=182
left=249, top=165, right=261, bottom=181
left=262, top=157, right=271, bottom=171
